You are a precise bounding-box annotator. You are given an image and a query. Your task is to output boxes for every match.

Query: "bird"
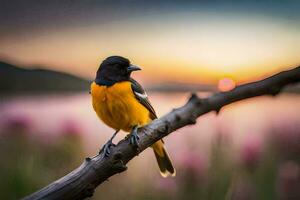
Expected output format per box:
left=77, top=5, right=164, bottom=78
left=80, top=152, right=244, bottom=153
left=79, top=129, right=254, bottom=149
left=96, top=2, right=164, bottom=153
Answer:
left=90, top=56, right=175, bottom=177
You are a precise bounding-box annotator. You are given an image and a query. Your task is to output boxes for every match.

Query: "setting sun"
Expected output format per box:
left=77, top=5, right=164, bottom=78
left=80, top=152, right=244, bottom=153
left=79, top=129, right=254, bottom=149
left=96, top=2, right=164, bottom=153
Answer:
left=218, top=77, right=236, bottom=92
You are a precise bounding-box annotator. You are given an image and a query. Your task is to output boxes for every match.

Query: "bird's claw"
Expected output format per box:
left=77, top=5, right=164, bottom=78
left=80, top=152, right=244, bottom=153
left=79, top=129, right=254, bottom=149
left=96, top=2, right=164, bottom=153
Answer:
left=99, top=140, right=115, bottom=157
left=129, top=127, right=140, bottom=150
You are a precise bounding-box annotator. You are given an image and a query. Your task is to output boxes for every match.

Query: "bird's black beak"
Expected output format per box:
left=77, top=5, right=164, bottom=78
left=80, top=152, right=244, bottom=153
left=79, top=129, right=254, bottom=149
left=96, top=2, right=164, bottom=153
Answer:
left=127, top=65, right=141, bottom=72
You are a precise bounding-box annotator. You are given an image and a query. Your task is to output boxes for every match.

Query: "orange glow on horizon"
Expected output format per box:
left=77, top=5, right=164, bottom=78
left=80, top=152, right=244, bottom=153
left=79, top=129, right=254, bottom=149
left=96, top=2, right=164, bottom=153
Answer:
left=0, top=13, right=299, bottom=85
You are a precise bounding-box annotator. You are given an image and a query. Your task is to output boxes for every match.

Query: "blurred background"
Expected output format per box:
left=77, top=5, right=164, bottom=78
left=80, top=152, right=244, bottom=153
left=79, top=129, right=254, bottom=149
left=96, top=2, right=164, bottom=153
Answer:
left=0, top=0, right=300, bottom=199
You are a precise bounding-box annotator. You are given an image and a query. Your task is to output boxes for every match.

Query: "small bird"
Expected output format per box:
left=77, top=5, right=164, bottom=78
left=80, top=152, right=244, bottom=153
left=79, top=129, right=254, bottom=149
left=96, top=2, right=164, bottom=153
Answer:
left=90, top=56, right=175, bottom=177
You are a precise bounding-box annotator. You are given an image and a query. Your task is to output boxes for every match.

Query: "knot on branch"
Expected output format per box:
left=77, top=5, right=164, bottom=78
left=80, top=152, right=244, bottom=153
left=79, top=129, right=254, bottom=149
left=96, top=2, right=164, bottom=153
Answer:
left=84, top=183, right=95, bottom=197
left=162, top=120, right=171, bottom=134
left=215, top=104, right=222, bottom=114
left=171, top=108, right=182, bottom=121
left=188, top=93, right=199, bottom=103
left=188, top=115, right=197, bottom=125
left=112, top=152, right=127, bottom=173
left=269, top=86, right=282, bottom=96
left=172, top=108, right=178, bottom=112
left=175, top=113, right=181, bottom=121
left=189, top=93, right=204, bottom=107
left=215, top=108, right=221, bottom=114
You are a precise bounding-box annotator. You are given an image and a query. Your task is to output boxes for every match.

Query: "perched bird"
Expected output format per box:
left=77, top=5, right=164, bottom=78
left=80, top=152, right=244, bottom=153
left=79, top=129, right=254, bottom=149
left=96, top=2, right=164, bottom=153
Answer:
left=90, top=56, right=175, bottom=177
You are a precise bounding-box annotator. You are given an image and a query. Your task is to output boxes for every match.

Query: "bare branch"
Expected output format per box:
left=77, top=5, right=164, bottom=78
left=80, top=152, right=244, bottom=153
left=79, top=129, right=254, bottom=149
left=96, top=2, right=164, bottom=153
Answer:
left=23, top=66, right=300, bottom=200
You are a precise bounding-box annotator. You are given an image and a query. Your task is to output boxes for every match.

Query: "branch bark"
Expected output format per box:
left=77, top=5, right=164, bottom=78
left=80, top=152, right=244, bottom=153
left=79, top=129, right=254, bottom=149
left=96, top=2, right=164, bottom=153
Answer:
left=24, top=66, right=300, bottom=200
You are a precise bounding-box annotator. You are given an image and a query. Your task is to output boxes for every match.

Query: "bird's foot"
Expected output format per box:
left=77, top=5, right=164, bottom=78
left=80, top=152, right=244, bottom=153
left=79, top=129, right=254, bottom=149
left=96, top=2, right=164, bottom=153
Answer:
left=128, top=126, right=140, bottom=150
left=99, top=140, right=115, bottom=157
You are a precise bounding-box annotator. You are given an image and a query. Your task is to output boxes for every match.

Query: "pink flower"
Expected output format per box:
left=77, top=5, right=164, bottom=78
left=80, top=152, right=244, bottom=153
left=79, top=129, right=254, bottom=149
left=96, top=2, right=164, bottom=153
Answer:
left=60, top=119, right=81, bottom=137
left=3, top=115, right=32, bottom=135
left=239, top=136, right=262, bottom=169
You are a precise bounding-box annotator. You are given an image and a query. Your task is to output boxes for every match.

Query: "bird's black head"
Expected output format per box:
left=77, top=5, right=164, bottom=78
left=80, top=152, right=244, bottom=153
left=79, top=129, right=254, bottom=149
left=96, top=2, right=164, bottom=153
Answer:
left=95, top=56, right=141, bottom=86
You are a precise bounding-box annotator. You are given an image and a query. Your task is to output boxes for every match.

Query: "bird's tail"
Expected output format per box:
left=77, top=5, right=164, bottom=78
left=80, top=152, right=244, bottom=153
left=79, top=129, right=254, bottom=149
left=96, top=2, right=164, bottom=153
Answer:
left=152, top=140, right=176, bottom=177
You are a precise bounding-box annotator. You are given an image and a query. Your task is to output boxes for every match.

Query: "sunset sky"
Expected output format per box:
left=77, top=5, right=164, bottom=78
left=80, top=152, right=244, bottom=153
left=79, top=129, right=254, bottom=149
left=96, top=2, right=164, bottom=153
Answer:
left=0, top=0, right=299, bottom=85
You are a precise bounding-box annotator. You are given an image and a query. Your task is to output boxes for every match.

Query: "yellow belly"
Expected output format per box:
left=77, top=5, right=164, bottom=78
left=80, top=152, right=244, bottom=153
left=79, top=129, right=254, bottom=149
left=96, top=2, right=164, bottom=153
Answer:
left=91, top=81, right=151, bottom=132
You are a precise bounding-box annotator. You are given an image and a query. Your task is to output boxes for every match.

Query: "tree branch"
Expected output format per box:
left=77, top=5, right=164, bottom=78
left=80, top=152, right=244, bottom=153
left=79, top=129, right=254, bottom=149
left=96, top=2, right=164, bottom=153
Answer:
left=24, top=66, right=300, bottom=200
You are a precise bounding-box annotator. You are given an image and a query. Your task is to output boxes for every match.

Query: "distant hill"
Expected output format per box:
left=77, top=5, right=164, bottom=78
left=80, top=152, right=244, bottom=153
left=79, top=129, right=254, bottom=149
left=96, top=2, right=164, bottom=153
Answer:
left=0, top=61, right=90, bottom=95
left=2, top=61, right=297, bottom=96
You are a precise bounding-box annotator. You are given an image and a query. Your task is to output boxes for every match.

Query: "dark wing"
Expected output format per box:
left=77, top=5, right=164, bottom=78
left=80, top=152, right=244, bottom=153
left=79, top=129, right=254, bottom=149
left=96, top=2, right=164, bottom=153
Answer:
left=130, top=78, right=157, bottom=120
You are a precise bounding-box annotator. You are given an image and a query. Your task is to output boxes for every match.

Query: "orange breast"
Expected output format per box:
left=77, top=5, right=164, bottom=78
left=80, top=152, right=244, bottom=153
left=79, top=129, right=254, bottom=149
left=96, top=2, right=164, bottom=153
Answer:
left=91, top=81, right=152, bottom=132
